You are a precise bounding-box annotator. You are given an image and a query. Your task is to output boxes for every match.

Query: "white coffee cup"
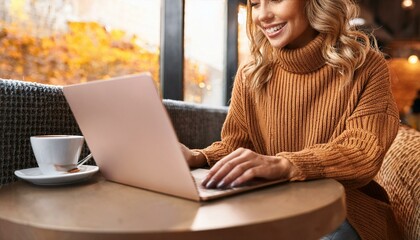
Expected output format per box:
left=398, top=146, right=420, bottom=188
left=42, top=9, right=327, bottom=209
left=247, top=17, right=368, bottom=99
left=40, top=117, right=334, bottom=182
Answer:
left=30, top=135, right=85, bottom=175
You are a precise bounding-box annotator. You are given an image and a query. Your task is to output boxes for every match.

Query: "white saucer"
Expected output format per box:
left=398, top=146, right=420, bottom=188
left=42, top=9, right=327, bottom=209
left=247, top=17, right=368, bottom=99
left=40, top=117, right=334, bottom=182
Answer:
left=14, top=165, right=99, bottom=186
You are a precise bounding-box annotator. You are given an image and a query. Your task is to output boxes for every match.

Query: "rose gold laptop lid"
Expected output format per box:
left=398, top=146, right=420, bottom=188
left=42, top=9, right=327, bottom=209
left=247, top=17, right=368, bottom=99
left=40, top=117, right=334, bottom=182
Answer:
left=63, top=73, right=200, bottom=201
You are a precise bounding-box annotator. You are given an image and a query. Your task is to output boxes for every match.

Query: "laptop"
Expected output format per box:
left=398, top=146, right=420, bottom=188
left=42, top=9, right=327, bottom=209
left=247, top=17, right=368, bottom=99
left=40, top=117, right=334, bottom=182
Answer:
left=63, top=73, right=286, bottom=201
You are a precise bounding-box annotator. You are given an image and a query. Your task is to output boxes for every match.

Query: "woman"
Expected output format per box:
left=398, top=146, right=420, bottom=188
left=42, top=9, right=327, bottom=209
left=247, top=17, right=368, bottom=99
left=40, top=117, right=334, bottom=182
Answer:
left=182, top=0, right=401, bottom=239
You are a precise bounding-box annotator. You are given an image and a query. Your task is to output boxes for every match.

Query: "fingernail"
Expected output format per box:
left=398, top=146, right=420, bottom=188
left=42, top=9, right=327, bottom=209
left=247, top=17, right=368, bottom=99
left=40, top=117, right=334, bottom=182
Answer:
left=206, top=180, right=214, bottom=188
left=206, top=180, right=216, bottom=189
left=230, top=181, right=238, bottom=188
left=201, top=176, right=210, bottom=186
left=201, top=180, right=207, bottom=186
left=217, top=180, right=226, bottom=189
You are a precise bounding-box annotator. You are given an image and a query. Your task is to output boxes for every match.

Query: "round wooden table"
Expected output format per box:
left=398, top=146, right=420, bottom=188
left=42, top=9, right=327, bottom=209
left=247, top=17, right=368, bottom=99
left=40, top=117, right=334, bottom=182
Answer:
left=0, top=174, right=346, bottom=240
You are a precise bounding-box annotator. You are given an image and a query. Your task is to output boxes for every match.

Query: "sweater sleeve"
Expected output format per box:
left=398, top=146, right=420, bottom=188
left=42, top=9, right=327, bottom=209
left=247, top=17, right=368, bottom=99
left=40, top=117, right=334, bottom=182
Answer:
left=277, top=57, right=400, bottom=189
left=201, top=69, right=253, bottom=166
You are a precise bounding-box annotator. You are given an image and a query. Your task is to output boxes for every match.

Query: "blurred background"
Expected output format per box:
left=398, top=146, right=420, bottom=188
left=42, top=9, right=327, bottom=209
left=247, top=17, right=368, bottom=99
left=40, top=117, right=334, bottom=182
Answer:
left=0, top=0, right=419, bottom=129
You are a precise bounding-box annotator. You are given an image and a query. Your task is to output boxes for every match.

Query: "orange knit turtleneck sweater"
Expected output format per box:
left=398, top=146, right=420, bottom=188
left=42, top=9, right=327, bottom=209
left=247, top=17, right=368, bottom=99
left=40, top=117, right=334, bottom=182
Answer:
left=201, top=34, right=401, bottom=239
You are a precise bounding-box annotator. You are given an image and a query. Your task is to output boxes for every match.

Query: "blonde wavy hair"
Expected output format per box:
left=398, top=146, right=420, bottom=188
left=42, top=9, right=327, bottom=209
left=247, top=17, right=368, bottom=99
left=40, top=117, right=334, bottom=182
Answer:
left=244, top=0, right=379, bottom=92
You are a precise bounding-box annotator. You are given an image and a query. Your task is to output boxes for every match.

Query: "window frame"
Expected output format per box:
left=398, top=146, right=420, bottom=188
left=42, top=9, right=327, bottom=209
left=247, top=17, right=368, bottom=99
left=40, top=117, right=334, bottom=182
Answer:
left=160, top=0, right=245, bottom=105
left=160, top=0, right=185, bottom=100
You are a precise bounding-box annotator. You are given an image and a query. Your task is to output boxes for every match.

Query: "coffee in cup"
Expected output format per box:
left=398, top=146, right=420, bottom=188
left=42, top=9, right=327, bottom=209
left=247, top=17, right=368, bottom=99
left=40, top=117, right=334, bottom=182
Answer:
left=30, top=135, right=85, bottom=175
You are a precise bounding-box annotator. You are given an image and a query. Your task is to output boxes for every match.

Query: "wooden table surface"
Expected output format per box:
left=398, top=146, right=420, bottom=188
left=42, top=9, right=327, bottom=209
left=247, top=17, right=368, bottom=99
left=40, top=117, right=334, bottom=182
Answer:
left=0, top=174, right=346, bottom=240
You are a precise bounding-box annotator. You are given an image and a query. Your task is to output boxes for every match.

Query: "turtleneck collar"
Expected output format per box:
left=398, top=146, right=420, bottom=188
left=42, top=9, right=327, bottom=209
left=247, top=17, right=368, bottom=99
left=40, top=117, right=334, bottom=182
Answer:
left=276, top=33, right=326, bottom=74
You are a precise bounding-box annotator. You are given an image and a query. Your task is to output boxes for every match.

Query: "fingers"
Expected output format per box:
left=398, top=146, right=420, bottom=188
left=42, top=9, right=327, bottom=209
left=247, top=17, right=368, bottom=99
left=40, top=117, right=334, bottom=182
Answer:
left=203, top=148, right=264, bottom=188
left=179, top=143, right=190, bottom=159
left=230, top=166, right=282, bottom=188
left=179, top=143, right=195, bottom=167
left=201, top=148, right=249, bottom=187
left=230, top=166, right=264, bottom=188
left=214, top=160, right=257, bottom=188
left=206, top=160, right=257, bottom=188
left=202, top=150, right=292, bottom=189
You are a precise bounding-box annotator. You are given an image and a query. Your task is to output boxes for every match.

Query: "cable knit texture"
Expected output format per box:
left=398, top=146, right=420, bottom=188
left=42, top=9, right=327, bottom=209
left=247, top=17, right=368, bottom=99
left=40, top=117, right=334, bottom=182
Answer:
left=201, top=34, right=401, bottom=240
left=375, top=125, right=420, bottom=240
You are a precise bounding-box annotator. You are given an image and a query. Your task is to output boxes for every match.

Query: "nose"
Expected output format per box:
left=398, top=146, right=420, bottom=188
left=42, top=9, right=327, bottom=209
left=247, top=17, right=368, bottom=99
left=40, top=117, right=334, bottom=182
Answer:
left=258, top=4, right=274, bottom=22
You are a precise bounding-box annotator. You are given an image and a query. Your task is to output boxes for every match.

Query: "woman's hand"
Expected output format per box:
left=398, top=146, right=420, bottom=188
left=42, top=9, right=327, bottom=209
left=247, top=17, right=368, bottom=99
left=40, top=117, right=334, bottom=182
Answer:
left=201, top=148, right=297, bottom=189
left=180, top=143, right=207, bottom=168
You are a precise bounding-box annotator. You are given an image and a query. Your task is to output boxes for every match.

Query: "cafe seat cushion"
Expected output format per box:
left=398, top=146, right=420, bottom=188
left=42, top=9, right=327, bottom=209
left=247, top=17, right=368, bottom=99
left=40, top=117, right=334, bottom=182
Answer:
left=375, top=125, right=420, bottom=240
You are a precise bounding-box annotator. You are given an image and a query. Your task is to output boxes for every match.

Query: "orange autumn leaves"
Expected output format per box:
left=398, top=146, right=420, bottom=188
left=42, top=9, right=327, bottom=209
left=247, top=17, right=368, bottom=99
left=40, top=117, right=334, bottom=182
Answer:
left=0, top=22, right=163, bottom=86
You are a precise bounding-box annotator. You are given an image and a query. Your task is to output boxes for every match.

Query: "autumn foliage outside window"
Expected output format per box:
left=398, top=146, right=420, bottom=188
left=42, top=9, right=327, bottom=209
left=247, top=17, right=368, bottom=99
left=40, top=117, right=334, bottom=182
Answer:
left=0, top=21, right=160, bottom=86
left=0, top=0, right=209, bottom=103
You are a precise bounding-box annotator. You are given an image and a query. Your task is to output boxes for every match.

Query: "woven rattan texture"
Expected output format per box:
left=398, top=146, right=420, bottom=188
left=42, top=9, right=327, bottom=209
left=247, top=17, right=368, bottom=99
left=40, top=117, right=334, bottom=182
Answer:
left=0, top=79, right=87, bottom=186
left=376, top=125, right=420, bottom=240
left=163, top=99, right=227, bottom=149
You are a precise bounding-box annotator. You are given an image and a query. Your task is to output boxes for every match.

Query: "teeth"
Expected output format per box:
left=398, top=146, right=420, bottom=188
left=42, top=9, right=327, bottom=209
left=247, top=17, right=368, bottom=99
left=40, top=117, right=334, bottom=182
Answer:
left=266, top=25, right=283, bottom=34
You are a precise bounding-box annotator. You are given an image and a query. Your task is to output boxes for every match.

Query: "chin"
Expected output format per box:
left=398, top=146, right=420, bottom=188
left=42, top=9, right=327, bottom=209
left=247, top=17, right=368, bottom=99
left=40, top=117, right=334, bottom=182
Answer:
left=268, top=40, right=288, bottom=49
left=265, top=35, right=292, bottom=49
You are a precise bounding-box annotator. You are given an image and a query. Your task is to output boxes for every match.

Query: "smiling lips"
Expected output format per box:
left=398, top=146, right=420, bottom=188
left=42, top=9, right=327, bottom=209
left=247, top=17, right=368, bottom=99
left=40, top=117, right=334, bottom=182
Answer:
left=264, top=23, right=286, bottom=37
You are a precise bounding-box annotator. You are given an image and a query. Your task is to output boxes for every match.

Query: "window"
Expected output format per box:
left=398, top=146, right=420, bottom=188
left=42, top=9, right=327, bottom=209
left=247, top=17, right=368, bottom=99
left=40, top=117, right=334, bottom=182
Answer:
left=238, top=3, right=250, bottom=65
left=184, top=0, right=225, bottom=106
left=0, top=0, right=161, bottom=86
